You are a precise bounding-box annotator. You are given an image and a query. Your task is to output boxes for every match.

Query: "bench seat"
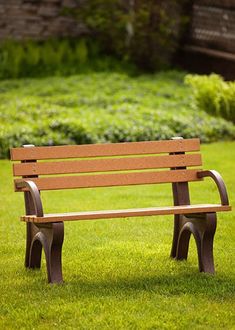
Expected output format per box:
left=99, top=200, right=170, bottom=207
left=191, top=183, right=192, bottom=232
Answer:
left=21, top=204, right=231, bottom=223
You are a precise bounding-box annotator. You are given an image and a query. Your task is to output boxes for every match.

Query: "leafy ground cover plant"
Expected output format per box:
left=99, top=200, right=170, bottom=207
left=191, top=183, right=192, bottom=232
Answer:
left=0, top=71, right=234, bottom=158
left=185, top=74, right=235, bottom=124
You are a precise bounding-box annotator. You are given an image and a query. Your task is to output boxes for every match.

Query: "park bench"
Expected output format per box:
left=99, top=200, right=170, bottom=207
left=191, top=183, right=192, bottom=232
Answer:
left=11, top=138, right=231, bottom=283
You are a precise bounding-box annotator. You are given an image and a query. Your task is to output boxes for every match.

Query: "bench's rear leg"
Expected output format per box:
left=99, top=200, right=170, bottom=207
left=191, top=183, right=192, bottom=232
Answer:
left=171, top=179, right=191, bottom=259
left=171, top=214, right=191, bottom=260
left=24, top=190, right=42, bottom=268
left=175, top=213, right=217, bottom=273
left=25, top=223, right=42, bottom=268
left=171, top=214, right=190, bottom=258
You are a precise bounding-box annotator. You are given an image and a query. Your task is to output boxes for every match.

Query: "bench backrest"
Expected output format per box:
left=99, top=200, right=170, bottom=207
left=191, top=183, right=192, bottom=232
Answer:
left=11, top=138, right=202, bottom=192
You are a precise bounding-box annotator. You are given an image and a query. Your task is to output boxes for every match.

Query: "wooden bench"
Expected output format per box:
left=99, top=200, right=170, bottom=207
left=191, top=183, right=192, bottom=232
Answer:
left=10, top=138, right=231, bottom=283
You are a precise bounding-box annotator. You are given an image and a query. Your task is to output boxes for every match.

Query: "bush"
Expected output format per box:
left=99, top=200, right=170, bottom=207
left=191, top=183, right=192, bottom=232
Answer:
left=185, top=74, right=235, bottom=124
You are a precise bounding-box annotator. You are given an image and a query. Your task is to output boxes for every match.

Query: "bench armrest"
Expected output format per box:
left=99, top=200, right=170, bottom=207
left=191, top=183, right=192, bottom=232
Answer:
left=197, top=170, right=229, bottom=206
left=15, top=180, right=44, bottom=217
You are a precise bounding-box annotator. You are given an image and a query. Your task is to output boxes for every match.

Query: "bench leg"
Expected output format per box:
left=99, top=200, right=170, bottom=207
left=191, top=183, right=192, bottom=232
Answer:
left=171, top=213, right=217, bottom=273
left=171, top=214, right=185, bottom=259
left=25, top=222, right=64, bottom=283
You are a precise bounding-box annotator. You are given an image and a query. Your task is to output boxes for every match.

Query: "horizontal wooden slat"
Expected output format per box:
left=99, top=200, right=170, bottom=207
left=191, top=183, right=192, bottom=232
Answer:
left=13, top=154, right=202, bottom=176
left=10, top=138, right=200, bottom=161
left=15, top=169, right=201, bottom=191
left=20, top=204, right=231, bottom=223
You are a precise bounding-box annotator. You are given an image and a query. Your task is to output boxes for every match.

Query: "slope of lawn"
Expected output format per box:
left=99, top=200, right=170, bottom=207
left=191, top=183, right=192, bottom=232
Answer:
left=0, top=142, right=234, bottom=329
left=0, top=70, right=235, bottom=158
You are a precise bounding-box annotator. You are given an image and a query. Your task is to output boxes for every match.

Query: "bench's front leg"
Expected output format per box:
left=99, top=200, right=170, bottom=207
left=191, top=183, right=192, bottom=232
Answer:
left=29, top=223, right=64, bottom=284
left=174, top=212, right=217, bottom=273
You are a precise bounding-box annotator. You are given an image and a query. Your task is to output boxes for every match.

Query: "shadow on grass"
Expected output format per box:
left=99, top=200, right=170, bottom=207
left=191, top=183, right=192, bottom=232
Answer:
left=21, top=266, right=235, bottom=302
left=68, top=274, right=235, bottom=299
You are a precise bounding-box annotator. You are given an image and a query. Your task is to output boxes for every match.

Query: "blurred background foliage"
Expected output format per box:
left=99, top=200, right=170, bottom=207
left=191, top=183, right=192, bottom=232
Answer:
left=65, top=0, right=189, bottom=71
left=0, top=38, right=135, bottom=79
left=0, top=0, right=189, bottom=79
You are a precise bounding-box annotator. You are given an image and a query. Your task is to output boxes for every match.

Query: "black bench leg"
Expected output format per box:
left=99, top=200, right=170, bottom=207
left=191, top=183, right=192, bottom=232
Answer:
left=172, top=213, right=217, bottom=273
left=25, top=222, right=64, bottom=283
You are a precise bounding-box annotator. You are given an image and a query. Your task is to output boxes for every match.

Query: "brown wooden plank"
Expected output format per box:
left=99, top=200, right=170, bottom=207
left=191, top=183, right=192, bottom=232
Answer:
left=13, top=154, right=202, bottom=176
left=15, top=169, right=201, bottom=191
left=20, top=204, right=231, bottom=223
left=10, top=138, right=200, bottom=161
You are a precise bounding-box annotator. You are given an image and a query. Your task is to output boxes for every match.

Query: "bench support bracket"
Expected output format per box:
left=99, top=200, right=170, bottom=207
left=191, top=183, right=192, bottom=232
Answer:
left=171, top=212, right=217, bottom=273
left=170, top=139, right=217, bottom=273
left=25, top=222, right=64, bottom=283
left=21, top=156, right=64, bottom=284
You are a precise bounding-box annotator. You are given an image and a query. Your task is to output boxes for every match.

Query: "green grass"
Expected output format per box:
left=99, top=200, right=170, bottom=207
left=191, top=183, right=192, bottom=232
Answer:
left=0, top=71, right=234, bottom=158
left=0, top=142, right=234, bottom=329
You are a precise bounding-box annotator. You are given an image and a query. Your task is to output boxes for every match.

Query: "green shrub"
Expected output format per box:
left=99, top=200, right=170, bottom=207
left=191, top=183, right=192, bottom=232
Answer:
left=185, top=74, right=235, bottom=124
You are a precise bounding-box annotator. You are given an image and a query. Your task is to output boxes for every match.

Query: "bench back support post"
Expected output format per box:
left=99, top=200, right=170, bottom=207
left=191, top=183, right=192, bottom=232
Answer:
left=20, top=145, right=42, bottom=268
left=170, top=137, right=191, bottom=258
left=171, top=182, right=190, bottom=258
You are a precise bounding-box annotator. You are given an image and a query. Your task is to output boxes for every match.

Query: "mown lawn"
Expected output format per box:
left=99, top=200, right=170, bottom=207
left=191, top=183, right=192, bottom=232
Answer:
left=0, top=141, right=234, bottom=329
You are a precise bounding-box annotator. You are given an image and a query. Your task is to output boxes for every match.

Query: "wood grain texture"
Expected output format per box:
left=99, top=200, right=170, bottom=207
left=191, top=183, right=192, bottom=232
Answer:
left=21, top=204, right=231, bottom=222
left=13, top=154, right=202, bottom=176
left=10, top=138, right=200, bottom=161
left=15, top=169, right=202, bottom=191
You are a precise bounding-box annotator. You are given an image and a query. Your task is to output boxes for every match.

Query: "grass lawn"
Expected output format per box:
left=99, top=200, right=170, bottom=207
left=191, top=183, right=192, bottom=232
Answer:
left=0, top=141, right=234, bottom=329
